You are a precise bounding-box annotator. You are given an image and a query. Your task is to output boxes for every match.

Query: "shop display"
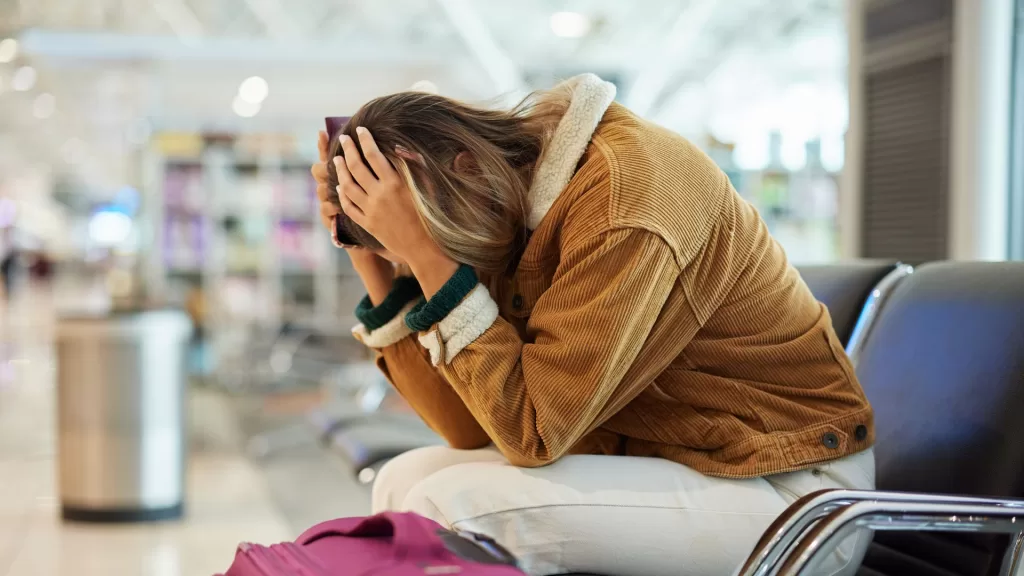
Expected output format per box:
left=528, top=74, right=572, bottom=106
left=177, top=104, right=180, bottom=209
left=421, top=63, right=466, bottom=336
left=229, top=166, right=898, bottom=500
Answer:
left=163, top=163, right=207, bottom=271
left=164, top=215, right=206, bottom=271
left=156, top=138, right=335, bottom=328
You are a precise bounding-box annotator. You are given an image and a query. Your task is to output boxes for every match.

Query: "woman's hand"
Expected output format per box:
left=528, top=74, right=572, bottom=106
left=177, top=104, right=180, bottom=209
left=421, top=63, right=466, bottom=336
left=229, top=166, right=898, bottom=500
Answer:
left=333, top=128, right=433, bottom=261
left=312, top=130, right=393, bottom=305
left=312, top=130, right=340, bottom=231
left=335, top=128, right=458, bottom=298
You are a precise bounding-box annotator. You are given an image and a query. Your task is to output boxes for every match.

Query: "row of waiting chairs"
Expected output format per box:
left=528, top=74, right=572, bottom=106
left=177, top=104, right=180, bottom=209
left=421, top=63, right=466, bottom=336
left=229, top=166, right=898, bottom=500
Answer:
left=307, top=260, right=1024, bottom=575
left=735, top=260, right=1024, bottom=576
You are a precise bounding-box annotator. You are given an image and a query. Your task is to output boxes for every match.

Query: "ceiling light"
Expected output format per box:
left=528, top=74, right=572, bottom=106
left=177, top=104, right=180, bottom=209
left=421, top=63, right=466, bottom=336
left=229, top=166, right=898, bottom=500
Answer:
left=238, top=76, right=269, bottom=104
left=0, top=38, right=17, bottom=63
left=12, top=66, right=36, bottom=92
left=89, top=210, right=133, bottom=247
left=232, top=95, right=261, bottom=118
left=32, top=93, right=55, bottom=119
left=550, top=11, right=591, bottom=38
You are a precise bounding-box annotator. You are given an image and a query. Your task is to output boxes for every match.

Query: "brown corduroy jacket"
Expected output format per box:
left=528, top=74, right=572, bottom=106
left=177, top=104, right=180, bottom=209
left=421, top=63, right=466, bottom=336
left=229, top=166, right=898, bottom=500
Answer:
left=354, top=82, right=873, bottom=478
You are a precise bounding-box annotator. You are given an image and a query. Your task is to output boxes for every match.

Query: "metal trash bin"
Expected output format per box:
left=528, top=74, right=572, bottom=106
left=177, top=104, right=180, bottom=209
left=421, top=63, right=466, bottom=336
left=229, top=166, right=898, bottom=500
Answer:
left=57, top=308, right=192, bottom=522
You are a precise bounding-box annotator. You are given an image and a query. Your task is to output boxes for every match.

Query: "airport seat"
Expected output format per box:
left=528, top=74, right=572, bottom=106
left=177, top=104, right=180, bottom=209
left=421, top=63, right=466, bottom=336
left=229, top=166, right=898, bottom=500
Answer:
left=328, top=260, right=906, bottom=482
left=739, top=261, right=1024, bottom=575
left=795, top=261, right=902, bottom=350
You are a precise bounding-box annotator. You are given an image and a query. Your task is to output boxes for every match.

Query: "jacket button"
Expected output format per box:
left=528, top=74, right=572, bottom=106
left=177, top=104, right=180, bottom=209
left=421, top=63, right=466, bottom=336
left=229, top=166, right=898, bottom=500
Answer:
left=821, top=432, right=840, bottom=449
left=855, top=425, right=868, bottom=441
left=512, top=295, right=523, bottom=310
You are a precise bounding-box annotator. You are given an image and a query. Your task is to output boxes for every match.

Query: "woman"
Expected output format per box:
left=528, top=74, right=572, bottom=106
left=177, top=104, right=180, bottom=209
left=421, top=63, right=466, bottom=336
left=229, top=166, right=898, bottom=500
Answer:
left=310, top=74, right=874, bottom=576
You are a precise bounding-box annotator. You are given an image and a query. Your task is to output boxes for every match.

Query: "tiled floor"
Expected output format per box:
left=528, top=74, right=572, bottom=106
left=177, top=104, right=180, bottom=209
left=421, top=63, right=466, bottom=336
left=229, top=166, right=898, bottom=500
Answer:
left=0, top=285, right=372, bottom=576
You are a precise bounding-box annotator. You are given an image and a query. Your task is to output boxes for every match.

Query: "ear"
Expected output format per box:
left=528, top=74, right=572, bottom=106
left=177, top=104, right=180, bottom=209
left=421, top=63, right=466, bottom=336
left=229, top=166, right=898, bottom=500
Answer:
left=453, top=151, right=476, bottom=174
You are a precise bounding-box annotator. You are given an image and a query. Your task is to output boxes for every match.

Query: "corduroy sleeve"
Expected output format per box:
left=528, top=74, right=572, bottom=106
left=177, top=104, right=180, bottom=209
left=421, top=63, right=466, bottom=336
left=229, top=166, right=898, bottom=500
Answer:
left=351, top=275, right=490, bottom=449
left=354, top=276, right=421, bottom=332
left=351, top=277, right=422, bottom=349
left=418, top=228, right=688, bottom=467
left=373, top=336, right=491, bottom=450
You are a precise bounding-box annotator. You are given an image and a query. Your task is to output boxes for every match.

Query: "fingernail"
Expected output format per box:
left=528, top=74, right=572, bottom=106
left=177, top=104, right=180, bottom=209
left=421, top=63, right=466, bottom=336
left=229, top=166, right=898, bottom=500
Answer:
left=339, top=134, right=349, bottom=144
left=395, top=144, right=410, bottom=154
left=356, top=126, right=368, bottom=135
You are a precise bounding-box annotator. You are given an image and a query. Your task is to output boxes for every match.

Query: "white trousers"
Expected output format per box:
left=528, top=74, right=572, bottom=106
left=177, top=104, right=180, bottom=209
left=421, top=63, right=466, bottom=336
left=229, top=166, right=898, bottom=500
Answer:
left=372, top=446, right=876, bottom=576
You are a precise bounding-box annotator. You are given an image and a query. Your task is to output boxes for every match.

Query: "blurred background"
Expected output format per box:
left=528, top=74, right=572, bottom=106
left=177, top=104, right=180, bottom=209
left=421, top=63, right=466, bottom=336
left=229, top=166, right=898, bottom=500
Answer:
left=0, top=0, right=1021, bottom=574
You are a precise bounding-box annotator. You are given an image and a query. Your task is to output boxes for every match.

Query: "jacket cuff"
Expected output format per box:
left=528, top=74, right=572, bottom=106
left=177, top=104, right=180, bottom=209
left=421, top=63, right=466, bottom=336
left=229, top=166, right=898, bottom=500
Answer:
left=417, top=284, right=499, bottom=366
left=353, top=300, right=420, bottom=349
left=354, top=276, right=422, bottom=331
left=405, top=264, right=479, bottom=331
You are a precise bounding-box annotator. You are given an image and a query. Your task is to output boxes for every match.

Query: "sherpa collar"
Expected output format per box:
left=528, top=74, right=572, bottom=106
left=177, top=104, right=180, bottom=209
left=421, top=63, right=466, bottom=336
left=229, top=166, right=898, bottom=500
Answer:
left=526, top=73, right=617, bottom=230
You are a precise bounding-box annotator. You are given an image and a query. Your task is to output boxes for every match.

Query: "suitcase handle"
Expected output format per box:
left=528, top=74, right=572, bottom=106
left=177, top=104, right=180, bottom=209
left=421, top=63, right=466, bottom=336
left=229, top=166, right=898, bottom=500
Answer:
left=297, top=512, right=449, bottom=560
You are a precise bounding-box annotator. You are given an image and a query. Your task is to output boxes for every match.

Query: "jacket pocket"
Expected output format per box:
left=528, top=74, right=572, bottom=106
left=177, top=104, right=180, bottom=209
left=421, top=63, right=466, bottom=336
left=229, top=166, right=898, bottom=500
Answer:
left=614, top=385, right=721, bottom=448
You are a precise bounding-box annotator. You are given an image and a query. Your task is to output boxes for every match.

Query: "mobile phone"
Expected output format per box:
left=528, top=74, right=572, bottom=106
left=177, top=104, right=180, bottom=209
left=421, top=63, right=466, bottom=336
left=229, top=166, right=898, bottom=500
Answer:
left=325, top=116, right=350, bottom=138
left=325, top=116, right=354, bottom=248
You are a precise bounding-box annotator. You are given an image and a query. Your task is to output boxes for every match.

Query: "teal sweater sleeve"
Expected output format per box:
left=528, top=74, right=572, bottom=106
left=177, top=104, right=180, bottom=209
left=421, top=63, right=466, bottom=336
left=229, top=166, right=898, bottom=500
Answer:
left=405, top=264, right=478, bottom=332
left=354, top=276, right=423, bottom=331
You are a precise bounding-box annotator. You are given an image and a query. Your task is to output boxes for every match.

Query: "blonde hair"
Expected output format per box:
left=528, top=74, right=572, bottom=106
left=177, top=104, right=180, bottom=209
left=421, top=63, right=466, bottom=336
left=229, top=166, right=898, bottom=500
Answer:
left=326, top=86, right=571, bottom=275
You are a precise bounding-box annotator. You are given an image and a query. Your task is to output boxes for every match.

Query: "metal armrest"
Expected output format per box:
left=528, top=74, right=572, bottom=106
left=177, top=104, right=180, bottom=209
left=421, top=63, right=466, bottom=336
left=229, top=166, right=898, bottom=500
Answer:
left=776, top=498, right=1024, bottom=576
left=845, top=263, right=913, bottom=364
left=737, top=489, right=1024, bottom=576
left=737, top=489, right=869, bottom=576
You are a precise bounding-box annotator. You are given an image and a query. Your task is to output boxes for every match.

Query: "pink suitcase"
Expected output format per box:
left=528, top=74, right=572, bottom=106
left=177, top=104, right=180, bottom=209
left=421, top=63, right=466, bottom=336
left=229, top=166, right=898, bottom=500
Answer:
left=218, top=512, right=524, bottom=575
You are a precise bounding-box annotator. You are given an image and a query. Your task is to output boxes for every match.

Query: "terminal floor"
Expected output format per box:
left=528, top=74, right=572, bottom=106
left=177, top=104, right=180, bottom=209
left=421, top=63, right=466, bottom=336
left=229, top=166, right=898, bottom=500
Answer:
left=0, top=286, right=373, bottom=576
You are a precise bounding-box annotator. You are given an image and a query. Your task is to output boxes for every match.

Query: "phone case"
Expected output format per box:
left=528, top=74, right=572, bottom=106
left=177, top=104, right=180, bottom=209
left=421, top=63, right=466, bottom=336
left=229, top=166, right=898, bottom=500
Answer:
left=325, top=117, right=350, bottom=138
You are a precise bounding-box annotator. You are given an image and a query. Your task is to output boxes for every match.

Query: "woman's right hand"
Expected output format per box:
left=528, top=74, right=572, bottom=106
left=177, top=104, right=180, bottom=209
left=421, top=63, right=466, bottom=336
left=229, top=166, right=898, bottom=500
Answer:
left=313, top=130, right=394, bottom=306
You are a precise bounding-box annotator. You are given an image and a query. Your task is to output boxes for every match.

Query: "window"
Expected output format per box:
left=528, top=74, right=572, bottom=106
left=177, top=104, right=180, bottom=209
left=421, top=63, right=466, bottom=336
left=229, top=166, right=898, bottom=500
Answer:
left=1010, top=0, right=1024, bottom=259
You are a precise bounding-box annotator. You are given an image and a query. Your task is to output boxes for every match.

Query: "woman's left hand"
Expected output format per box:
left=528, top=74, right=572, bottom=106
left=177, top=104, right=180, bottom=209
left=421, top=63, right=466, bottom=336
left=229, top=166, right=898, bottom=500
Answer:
left=335, top=127, right=458, bottom=297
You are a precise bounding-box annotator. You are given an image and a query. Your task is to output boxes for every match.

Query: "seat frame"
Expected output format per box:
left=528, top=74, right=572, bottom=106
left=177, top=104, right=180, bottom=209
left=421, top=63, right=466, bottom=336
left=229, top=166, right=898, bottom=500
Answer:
left=739, top=261, right=1024, bottom=575
left=843, top=263, right=913, bottom=363
left=737, top=489, right=1024, bottom=576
